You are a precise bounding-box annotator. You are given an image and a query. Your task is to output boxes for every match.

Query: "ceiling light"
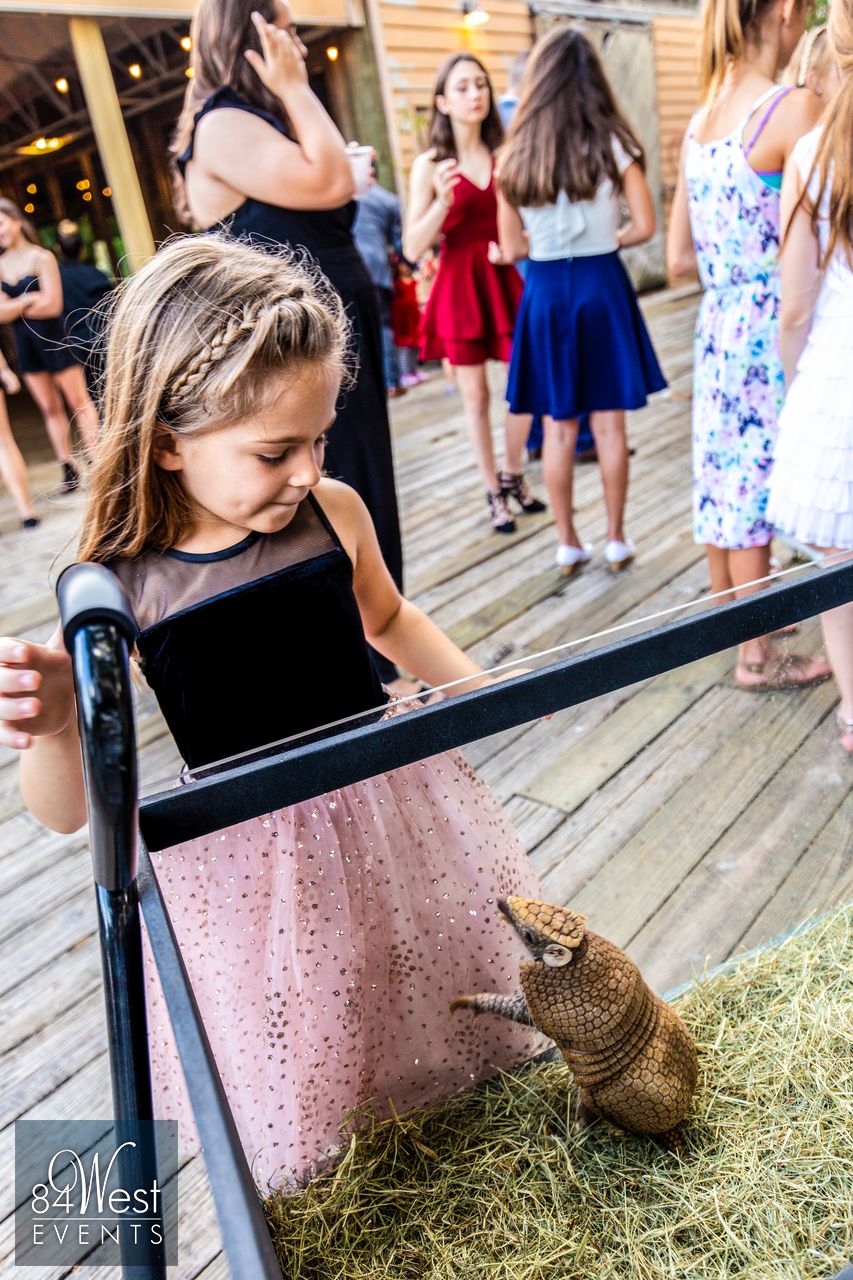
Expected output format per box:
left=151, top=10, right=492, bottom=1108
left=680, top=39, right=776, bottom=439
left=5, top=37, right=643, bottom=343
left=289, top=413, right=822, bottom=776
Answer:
left=55, top=77, right=69, bottom=94
left=128, top=63, right=142, bottom=79
left=461, top=0, right=490, bottom=26
left=326, top=45, right=339, bottom=61
left=180, top=35, right=192, bottom=51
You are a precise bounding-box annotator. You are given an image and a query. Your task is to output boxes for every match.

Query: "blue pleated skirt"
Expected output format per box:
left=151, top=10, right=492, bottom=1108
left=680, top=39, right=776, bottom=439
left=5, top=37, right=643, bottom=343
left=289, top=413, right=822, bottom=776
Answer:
left=507, top=252, right=667, bottom=418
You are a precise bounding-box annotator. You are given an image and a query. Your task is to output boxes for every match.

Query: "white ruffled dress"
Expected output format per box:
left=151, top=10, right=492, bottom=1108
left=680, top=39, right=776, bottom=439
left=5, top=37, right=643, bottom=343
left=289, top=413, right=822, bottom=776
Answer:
left=767, top=127, right=853, bottom=549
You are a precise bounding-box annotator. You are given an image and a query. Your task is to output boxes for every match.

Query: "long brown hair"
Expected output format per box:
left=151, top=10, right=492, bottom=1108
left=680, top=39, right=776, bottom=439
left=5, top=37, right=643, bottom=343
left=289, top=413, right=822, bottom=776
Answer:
left=426, top=53, right=504, bottom=162
left=77, top=235, right=350, bottom=564
left=0, top=197, right=40, bottom=246
left=170, top=0, right=290, bottom=218
left=498, top=27, right=643, bottom=208
left=797, top=1, right=853, bottom=268
left=698, top=0, right=779, bottom=101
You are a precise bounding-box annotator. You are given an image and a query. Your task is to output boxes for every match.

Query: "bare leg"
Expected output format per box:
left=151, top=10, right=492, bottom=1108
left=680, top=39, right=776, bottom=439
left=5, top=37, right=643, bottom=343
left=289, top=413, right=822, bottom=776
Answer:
left=23, top=372, right=73, bottom=464
left=729, top=544, right=771, bottom=669
left=589, top=409, right=629, bottom=543
left=706, top=544, right=734, bottom=600
left=502, top=409, right=532, bottom=477
left=453, top=363, right=499, bottom=490
left=543, top=415, right=581, bottom=546
left=817, top=552, right=853, bottom=749
left=55, top=365, right=99, bottom=455
left=0, top=394, right=37, bottom=520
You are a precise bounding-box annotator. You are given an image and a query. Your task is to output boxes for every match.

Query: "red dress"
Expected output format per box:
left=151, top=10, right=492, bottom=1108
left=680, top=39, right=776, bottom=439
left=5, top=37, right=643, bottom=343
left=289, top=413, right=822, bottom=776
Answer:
left=420, top=170, right=523, bottom=366
left=391, top=278, right=422, bottom=348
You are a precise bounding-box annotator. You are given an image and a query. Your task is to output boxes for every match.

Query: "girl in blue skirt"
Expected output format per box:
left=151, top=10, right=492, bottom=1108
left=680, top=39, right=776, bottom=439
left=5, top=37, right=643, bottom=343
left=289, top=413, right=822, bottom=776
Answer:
left=498, top=27, right=666, bottom=574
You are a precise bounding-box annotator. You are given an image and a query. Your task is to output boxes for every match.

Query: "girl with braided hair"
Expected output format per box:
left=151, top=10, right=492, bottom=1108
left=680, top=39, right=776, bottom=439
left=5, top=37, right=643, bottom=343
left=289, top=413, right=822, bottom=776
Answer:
left=0, top=234, right=544, bottom=1190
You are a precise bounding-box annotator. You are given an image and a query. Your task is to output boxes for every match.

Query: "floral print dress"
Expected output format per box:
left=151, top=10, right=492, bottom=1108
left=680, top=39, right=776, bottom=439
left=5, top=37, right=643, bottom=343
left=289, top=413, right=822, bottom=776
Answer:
left=685, top=87, right=790, bottom=549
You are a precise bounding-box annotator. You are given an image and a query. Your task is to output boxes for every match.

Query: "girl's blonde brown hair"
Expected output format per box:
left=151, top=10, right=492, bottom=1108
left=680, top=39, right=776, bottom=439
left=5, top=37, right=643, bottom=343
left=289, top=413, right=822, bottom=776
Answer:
left=498, top=26, right=643, bottom=208
left=698, top=0, right=780, bottom=100
left=784, top=24, right=830, bottom=87
left=798, top=3, right=853, bottom=268
left=78, top=234, right=350, bottom=564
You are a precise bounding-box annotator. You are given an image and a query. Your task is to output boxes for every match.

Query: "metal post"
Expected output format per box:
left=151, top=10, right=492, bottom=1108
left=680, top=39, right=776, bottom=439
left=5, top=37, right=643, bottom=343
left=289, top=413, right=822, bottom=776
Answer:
left=57, top=564, right=166, bottom=1279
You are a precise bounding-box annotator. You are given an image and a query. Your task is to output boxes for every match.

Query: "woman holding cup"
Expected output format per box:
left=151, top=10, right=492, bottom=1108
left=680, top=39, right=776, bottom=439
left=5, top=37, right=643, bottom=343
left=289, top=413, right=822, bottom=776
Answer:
left=172, top=0, right=405, bottom=683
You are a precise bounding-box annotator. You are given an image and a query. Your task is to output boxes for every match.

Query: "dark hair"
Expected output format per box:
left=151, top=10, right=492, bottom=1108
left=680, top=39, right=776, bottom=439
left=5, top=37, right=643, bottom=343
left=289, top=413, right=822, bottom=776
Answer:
left=498, top=27, right=643, bottom=207
left=170, top=0, right=293, bottom=219
left=0, top=197, right=40, bottom=245
left=57, top=228, right=83, bottom=259
left=426, top=53, right=504, bottom=162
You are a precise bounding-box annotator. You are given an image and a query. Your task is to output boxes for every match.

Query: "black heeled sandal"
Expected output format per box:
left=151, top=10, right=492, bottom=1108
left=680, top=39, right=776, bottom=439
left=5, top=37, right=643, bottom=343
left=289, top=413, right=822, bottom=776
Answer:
left=499, top=471, right=546, bottom=514
left=486, top=489, right=516, bottom=534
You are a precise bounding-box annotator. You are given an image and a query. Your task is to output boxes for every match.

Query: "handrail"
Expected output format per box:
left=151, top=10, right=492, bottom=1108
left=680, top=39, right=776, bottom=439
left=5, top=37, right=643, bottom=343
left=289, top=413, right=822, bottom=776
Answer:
left=139, top=558, right=853, bottom=851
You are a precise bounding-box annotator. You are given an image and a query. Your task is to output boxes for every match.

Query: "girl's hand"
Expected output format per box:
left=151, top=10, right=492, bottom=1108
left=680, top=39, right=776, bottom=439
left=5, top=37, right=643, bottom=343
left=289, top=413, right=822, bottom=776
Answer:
left=487, top=240, right=507, bottom=265
left=0, top=634, right=75, bottom=750
left=244, top=9, right=308, bottom=98
left=433, top=158, right=460, bottom=209
left=0, top=362, right=20, bottom=395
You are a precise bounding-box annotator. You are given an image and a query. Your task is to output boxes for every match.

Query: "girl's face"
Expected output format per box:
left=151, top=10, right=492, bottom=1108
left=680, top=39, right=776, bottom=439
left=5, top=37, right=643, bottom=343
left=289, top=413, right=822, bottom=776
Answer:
left=0, top=212, right=22, bottom=251
left=155, top=364, right=339, bottom=547
left=436, top=60, right=491, bottom=125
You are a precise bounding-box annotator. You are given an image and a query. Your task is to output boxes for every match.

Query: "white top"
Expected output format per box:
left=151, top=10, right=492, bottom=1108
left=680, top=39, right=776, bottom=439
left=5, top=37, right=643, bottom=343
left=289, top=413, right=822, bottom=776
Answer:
left=520, top=137, right=634, bottom=261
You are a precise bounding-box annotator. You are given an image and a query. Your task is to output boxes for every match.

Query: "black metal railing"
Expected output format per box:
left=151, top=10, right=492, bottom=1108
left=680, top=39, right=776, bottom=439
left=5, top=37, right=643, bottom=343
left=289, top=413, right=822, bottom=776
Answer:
left=58, top=557, right=853, bottom=1280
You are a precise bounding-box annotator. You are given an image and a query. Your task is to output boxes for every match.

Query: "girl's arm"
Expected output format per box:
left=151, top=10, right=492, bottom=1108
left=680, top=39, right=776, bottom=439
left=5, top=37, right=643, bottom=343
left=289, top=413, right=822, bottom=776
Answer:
left=779, top=162, right=821, bottom=385
left=616, top=163, right=656, bottom=249
left=20, top=249, right=64, bottom=319
left=317, top=481, right=489, bottom=693
left=0, top=631, right=87, bottom=833
left=193, top=12, right=353, bottom=211
left=497, top=192, right=529, bottom=263
left=665, top=136, right=697, bottom=279
left=403, top=152, right=456, bottom=262
left=0, top=292, right=31, bottom=324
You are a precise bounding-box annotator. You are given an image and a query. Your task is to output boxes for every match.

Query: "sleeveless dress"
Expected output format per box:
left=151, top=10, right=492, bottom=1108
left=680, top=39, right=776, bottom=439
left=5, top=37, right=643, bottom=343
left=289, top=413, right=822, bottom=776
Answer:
left=0, top=275, right=77, bottom=375
left=685, top=88, right=793, bottom=549
left=420, top=168, right=523, bottom=366
left=767, top=128, right=853, bottom=550
left=177, top=87, right=404, bottom=607
left=111, top=492, right=544, bottom=1190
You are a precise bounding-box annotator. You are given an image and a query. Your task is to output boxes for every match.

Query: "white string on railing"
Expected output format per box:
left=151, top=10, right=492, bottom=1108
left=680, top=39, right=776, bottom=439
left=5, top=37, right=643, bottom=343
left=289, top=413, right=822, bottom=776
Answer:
left=140, top=550, right=849, bottom=794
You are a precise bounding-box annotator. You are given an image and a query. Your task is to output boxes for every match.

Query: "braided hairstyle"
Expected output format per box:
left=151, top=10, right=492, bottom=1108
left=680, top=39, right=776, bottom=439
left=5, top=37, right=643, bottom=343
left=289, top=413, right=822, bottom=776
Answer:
left=78, top=234, right=351, bottom=563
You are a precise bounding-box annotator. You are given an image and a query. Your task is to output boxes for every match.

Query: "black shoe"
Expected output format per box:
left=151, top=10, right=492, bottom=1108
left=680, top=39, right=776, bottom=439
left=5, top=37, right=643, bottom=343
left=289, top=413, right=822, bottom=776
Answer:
left=499, top=470, right=547, bottom=514
left=21, top=516, right=40, bottom=529
left=486, top=489, right=516, bottom=534
left=57, top=462, right=79, bottom=494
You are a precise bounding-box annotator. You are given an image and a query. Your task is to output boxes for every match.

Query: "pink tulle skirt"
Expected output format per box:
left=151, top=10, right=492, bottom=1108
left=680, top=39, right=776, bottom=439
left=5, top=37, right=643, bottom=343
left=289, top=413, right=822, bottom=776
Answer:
left=143, top=734, right=545, bottom=1190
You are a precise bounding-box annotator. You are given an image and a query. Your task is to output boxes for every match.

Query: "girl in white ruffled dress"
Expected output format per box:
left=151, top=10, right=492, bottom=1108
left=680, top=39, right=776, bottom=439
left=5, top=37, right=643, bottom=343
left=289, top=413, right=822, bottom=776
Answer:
left=767, top=1, right=853, bottom=752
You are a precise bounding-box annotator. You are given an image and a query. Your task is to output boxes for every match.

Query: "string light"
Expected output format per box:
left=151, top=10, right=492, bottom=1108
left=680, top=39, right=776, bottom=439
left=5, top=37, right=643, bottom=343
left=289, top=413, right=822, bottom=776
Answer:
left=26, top=183, right=37, bottom=195
left=128, top=63, right=142, bottom=79
left=24, top=202, right=35, bottom=214
left=180, top=34, right=192, bottom=50
left=35, top=138, right=47, bottom=150
left=75, top=178, right=90, bottom=191
left=55, top=77, right=69, bottom=94
left=185, top=66, right=194, bottom=78
left=82, top=192, right=93, bottom=202
left=102, top=187, right=112, bottom=197
left=326, top=45, right=339, bottom=61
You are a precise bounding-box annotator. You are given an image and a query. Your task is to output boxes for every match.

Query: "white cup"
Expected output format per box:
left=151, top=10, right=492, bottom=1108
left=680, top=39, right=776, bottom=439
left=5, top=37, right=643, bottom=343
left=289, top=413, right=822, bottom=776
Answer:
left=347, top=144, right=374, bottom=197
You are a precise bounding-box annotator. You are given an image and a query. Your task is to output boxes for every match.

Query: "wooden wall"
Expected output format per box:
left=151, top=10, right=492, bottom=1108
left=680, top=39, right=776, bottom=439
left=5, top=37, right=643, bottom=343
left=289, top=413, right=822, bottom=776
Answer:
left=652, top=11, right=702, bottom=212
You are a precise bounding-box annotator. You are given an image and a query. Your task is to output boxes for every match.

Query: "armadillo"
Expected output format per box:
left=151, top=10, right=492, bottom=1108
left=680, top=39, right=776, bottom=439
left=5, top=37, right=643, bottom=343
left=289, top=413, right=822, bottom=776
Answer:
left=451, top=895, right=697, bottom=1139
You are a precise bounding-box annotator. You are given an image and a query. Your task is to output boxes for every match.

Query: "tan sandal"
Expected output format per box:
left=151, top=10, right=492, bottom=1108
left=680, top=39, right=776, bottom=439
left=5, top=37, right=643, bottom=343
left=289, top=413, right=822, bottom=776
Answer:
left=735, top=652, right=833, bottom=692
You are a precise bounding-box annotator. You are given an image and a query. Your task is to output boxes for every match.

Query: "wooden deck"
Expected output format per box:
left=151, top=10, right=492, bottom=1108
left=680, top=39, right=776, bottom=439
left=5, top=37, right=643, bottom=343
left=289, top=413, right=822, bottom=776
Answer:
left=1, top=285, right=850, bottom=1280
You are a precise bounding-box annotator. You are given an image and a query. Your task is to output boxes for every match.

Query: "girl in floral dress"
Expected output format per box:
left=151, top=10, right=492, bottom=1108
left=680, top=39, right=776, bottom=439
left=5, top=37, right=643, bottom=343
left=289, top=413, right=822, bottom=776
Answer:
left=667, top=0, right=830, bottom=689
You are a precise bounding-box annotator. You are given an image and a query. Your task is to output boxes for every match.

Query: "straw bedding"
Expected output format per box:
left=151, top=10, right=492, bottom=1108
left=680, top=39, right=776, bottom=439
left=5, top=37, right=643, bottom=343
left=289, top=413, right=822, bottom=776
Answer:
left=265, top=904, right=853, bottom=1280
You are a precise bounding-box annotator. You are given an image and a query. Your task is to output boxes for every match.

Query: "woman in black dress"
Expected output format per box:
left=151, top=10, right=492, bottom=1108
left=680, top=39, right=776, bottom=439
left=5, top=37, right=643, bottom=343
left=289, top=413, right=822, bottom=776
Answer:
left=171, top=0, right=404, bottom=685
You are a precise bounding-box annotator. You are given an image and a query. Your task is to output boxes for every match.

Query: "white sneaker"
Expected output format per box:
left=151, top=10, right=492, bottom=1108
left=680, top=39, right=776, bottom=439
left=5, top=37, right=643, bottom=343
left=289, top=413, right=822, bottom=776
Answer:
left=604, top=538, right=636, bottom=572
left=555, top=543, right=592, bottom=576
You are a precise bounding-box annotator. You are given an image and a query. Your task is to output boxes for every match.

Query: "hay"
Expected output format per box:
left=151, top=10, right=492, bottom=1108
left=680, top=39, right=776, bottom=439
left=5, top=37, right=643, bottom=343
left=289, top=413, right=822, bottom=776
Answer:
left=265, top=905, right=853, bottom=1280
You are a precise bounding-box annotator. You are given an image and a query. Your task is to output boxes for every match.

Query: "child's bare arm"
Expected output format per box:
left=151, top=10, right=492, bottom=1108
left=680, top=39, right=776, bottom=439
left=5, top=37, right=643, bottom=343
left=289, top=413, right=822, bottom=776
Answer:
left=315, top=481, right=490, bottom=694
left=617, top=163, right=656, bottom=249
left=0, top=631, right=88, bottom=833
left=497, top=192, right=529, bottom=263
left=665, top=137, right=697, bottom=279
left=779, top=163, right=820, bottom=386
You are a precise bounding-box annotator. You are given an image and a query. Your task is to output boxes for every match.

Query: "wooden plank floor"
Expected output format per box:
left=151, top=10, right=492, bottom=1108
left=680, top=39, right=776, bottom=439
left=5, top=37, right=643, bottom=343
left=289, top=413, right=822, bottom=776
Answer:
left=1, top=285, right=850, bottom=1280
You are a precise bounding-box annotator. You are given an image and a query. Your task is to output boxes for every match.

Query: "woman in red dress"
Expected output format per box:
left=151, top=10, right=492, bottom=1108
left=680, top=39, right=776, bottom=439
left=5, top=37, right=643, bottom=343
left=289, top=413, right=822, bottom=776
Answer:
left=404, top=54, right=544, bottom=532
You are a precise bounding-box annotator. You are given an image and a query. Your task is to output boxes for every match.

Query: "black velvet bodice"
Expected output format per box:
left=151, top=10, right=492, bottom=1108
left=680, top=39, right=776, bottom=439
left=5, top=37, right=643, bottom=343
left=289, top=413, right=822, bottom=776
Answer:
left=111, top=495, right=386, bottom=772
